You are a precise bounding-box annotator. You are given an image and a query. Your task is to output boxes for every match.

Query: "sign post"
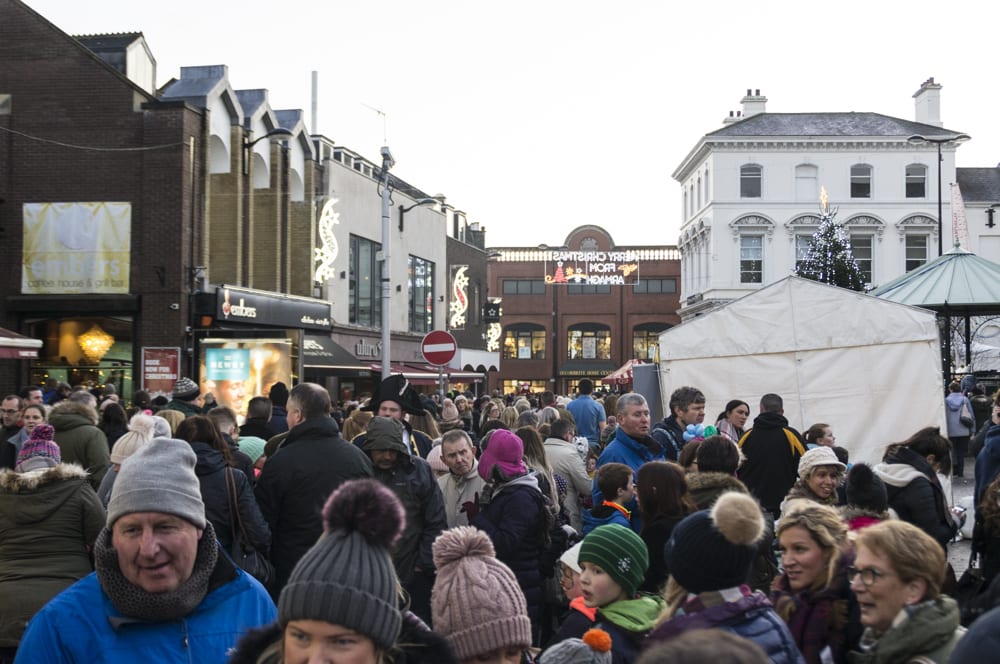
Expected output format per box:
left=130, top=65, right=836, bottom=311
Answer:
left=422, top=330, right=457, bottom=401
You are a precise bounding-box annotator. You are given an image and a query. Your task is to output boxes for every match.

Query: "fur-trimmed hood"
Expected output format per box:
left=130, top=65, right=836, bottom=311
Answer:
left=48, top=400, right=99, bottom=428
left=0, top=463, right=93, bottom=525
left=687, top=471, right=748, bottom=510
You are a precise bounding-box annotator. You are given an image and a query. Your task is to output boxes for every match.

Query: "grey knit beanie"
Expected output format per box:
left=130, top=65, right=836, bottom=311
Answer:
left=278, top=479, right=405, bottom=651
left=540, top=628, right=613, bottom=664
left=107, top=437, right=206, bottom=529
left=431, top=526, right=532, bottom=660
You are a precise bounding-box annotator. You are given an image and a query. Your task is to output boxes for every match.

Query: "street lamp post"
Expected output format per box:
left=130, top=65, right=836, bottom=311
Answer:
left=907, top=133, right=971, bottom=256
left=243, top=127, right=294, bottom=175
left=398, top=198, right=438, bottom=233
left=379, top=146, right=395, bottom=381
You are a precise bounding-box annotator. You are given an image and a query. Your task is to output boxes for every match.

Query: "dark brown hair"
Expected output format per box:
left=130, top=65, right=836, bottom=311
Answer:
left=637, top=461, right=697, bottom=526
left=596, top=462, right=633, bottom=500
left=175, top=415, right=234, bottom=466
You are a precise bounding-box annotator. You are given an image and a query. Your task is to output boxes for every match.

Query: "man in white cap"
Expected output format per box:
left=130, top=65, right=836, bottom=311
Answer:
left=16, top=438, right=276, bottom=662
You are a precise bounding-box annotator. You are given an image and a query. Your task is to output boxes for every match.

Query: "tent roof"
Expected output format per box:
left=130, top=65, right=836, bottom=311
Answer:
left=870, top=245, right=1000, bottom=314
left=660, top=276, right=938, bottom=361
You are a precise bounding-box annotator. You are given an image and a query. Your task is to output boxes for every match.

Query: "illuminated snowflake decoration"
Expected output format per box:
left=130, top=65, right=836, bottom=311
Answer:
left=486, top=322, right=502, bottom=352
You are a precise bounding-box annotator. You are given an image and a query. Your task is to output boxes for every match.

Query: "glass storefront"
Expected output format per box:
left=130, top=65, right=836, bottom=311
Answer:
left=28, top=316, right=133, bottom=400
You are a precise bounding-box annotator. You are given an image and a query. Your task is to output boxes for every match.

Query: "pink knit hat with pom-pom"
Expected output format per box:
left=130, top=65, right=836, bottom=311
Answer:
left=278, top=479, right=406, bottom=650
left=431, top=526, right=532, bottom=660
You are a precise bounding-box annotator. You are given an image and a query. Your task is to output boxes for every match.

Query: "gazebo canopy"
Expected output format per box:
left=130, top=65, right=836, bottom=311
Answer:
left=870, top=245, right=1000, bottom=315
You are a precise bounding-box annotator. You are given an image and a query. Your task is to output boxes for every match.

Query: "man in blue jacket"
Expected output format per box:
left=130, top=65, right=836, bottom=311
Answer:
left=15, top=438, right=275, bottom=663
left=592, top=392, right=665, bottom=532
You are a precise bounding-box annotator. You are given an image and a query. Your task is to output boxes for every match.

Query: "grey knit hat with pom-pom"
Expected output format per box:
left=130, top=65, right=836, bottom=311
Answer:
left=431, top=526, right=532, bottom=660
left=665, top=491, right=765, bottom=593
left=278, top=478, right=405, bottom=650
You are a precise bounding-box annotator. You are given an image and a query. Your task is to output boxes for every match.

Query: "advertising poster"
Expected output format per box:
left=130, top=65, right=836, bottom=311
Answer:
left=22, top=202, right=131, bottom=294
left=199, top=338, right=292, bottom=421
left=142, top=347, right=181, bottom=399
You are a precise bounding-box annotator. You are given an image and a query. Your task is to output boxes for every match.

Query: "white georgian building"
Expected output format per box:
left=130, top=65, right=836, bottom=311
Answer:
left=674, top=79, right=971, bottom=319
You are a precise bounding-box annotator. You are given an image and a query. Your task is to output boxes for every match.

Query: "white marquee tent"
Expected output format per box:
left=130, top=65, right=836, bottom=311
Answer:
left=657, top=277, right=946, bottom=465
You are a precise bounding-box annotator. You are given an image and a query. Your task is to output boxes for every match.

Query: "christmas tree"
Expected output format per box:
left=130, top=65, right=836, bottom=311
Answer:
left=794, top=189, right=867, bottom=291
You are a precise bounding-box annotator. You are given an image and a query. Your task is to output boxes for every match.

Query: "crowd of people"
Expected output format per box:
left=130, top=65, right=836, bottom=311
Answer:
left=3, top=375, right=1000, bottom=662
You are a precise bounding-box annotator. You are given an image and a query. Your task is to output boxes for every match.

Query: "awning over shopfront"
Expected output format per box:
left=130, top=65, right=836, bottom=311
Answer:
left=368, top=363, right=486, bottom=386
left=0, top=327, right=42, bottom=359
left=303, top=335, right=368, bottom=370
left=601, top=358, right=646, bottom=385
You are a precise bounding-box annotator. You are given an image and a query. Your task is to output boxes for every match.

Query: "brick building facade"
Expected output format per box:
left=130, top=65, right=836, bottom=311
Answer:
left=488, top=226, right=681, bottom=395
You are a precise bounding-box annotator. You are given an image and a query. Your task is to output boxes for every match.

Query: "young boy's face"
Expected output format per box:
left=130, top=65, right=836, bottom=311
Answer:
left=579, top=561, right=628, bottom=608
left=617, top=476, right=635, bottom=503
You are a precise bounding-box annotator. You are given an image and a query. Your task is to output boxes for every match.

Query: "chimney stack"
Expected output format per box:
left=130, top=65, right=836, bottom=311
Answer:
left=912, top=77, right=943, bottom=127
left=740, top=88, right=767, bottom=118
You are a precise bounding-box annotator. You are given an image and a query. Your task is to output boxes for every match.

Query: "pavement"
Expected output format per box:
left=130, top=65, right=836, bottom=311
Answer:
left=948, top=474, right=975, bottom=575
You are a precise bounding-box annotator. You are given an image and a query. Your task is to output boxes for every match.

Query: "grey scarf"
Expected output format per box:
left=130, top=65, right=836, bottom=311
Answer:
left=95, top=520, right=219, bottom=623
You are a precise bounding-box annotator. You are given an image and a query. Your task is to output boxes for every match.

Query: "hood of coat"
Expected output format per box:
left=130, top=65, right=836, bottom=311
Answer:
left=946, top=393, right=967, bottom=412
left=190, top=441, right=228, bottom=475
left=0, top=463, right=91, bottom=525
left=48, top=400, right=100, bottom=429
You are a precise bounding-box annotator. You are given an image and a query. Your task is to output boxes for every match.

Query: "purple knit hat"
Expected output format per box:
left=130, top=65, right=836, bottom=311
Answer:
left=16, top=424, right=60, bottom=472
left=478, top=429, right=526, bottom=481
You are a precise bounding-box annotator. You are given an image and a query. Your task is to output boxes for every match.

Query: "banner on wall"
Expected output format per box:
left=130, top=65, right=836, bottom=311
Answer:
left=199, top=338, right=292, bottom=421
left=142, top=347, right=181, bottom=398
left=22, top=202, right=131, bottom=294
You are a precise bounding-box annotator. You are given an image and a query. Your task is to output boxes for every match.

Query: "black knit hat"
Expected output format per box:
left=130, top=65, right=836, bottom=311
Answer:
left=278, top=479, right=406, bottom=650
left=363, top=374, right=425, bottom=416
left=845, top=463, right=888, bottom=513
left=665, top=492, right=764, bottom=593
left=172, top=377, right=200, bottom=400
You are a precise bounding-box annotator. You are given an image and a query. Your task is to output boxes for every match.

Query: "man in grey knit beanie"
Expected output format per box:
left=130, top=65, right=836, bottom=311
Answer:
left=16, top=437, right=276, bottom=661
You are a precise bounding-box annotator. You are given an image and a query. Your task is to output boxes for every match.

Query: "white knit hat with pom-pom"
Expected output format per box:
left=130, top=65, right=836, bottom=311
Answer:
left=110, top=413, right=157, bottom=464
left=431, top=526, right=532, bottom=660
left=278, top=478, right=405, bottom=650
left=664, top=491, right=765, bottom=593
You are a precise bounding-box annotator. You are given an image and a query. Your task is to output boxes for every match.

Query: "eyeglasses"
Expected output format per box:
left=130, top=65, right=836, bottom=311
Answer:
left=847, top=566, right=892, bottom=587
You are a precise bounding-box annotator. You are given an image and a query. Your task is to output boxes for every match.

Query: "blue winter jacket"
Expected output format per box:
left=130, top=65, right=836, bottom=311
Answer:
left=646, top=589, right=804, bottom=664
left=582, top=504, right=632, bottom=536
left=592, top=427, right=665, bottom=532
left=15, top=559, right=276, bottom=663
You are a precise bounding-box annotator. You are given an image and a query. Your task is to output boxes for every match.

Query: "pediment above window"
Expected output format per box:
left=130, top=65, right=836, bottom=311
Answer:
left=729, top=215, right=775, bottom=239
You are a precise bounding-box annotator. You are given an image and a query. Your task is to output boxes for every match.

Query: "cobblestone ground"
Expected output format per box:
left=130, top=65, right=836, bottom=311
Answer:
left=949, top=475, right=975, bottom=576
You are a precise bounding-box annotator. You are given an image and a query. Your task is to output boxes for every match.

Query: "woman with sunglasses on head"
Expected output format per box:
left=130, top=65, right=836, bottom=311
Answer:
left=848, top=520, right=964, bottom=662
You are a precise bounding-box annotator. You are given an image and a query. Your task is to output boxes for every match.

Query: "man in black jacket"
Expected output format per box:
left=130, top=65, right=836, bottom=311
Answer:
left=362, top=416, right=446, bottom=624
left=737, top=393, right=805, bottom=519
left=254, top=382, right=374, bottom=596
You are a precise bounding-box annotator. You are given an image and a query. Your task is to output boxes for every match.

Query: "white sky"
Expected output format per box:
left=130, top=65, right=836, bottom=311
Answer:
left=27, top=0, right=1000, bottom=248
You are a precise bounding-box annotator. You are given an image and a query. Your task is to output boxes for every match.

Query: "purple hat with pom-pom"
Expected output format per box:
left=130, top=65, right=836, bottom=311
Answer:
left=277, top=479, right=406, bottom=649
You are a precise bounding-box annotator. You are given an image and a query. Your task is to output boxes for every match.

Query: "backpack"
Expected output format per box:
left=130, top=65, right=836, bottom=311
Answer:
left=533, top=488, right=578, bottom=579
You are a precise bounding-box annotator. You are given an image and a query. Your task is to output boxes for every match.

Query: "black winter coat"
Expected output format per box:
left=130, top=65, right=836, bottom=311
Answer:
left=738, top=412, right=804, bottom=516
left=190, top=442, right=270, bottom=555
left=875, top=446, right=956, bottom=551
left=254, top=416, right=374, bottom=592
left=472, top=478, right=547, bottom=631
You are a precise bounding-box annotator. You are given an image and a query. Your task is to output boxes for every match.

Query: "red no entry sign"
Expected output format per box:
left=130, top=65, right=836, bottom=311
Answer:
left=421, top=330, right=457, bottom=366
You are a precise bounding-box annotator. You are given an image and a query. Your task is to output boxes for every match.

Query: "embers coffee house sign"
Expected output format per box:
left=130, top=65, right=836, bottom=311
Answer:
left=214, top=286, right=333, bottom=332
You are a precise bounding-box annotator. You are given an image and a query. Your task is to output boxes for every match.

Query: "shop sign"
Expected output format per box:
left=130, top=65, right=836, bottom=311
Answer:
left=142, top=346, right=180, bottom=398
left=217, top=286, right=332, bottom=331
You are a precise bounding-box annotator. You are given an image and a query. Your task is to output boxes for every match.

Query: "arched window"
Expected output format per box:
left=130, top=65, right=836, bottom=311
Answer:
left=503, top=323, right=546, bottom=360
left=850, top=164, right=872, bottom=198
left=633, top=323, right=671, bottom=363
left=741, top=164, right=762, bottom=198
left=905, top=164, right=927, bottom=198
left=567, top=323, right=611, bottom=360
left=795, top=164, right=818, bottom=202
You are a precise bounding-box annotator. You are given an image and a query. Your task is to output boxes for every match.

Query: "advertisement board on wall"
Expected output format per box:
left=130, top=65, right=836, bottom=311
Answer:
left=22, top=202, right=131, bottom=294
left=199, top=338, right=293, bottom=421
left=141, top=347, right=181, bottom=399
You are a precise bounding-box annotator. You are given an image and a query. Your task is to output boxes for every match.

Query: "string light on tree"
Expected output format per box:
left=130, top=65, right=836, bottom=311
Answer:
left=794, top=187, right=867, bottom=292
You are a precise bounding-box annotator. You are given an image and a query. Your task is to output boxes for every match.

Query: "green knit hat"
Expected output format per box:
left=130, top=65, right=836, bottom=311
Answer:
left=578, top=524, right=648, bottom=599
